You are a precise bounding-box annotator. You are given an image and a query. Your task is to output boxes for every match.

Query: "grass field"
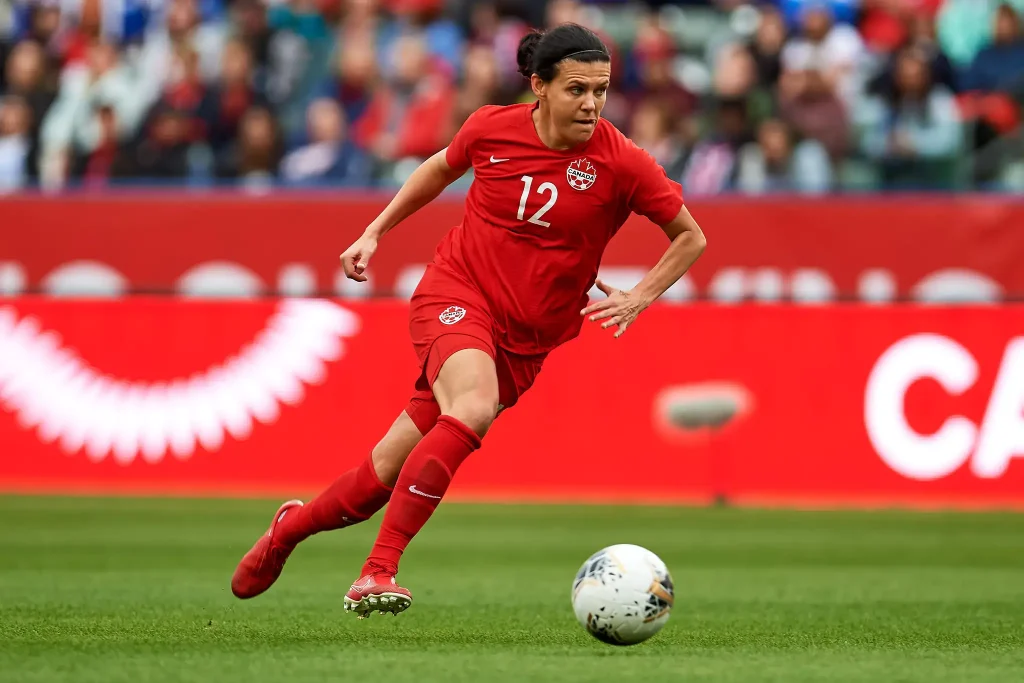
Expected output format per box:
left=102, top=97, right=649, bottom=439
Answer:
left=2, top=496, right=1023, bottom=683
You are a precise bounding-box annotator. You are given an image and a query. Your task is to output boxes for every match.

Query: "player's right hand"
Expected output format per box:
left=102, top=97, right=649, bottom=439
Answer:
left=340, top=235, right=377, bottom=282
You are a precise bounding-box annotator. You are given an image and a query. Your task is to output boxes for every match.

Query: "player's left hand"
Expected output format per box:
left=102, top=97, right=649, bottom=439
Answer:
left=340, top=234, right=377, bottom=282
left=581, top=278, right=649, bottom=338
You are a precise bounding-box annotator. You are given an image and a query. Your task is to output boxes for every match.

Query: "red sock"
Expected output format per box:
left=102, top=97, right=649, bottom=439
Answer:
left=362, top=415, right=480, bottom=576
left=277, top=455, right=393, bottom=547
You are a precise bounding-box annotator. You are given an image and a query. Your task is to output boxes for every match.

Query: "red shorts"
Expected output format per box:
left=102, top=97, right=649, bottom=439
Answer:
left=405, top=265, right=546, bottom=432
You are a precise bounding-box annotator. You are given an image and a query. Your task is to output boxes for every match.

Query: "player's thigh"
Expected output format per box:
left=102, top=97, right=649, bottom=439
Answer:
left=371, top=410, right=425, bottom=487
left=431, top=346, right=500, bottom=432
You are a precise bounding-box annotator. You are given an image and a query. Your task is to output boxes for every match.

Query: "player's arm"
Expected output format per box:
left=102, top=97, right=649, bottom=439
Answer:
left=632, top=206, right=706, bottom=305
left=583, top=206, right=706, bottom=338
left=340, top=149, right=466, bottom=282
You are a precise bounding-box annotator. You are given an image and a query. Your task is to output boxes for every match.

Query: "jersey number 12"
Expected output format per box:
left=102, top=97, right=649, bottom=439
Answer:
left=517, top=175, right=558, bottom=227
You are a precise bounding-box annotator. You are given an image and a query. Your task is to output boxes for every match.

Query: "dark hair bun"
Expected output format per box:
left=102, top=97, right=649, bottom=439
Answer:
left=514, top=24, right=609, bottom=82
left=516, top=30, right=544, bottom=80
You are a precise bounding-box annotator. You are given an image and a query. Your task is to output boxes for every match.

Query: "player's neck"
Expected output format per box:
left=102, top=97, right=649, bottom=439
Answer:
left=531, top=106, right=575, bottom=151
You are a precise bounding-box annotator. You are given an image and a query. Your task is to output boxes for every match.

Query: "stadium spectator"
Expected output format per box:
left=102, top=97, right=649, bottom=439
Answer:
left=377, top=0, right=464, bottom=80
left=678, top=97, right=752, bottom=195
left=855, top=46, right=962, bottom=188
left=466, top=1, right=531, bottom=91
left=280, top=97, right=371, bottom=186
left=447, top=42, right=513, bottom=138
left=15, top=1, right=63, bottom=58
left=963, top=4, right=1024, bottom=95
left=263, top=0, right=335, bottom=138
left=0, top=94, right=31, bottom=191
left=319, top=32, right=377, bottom=133
left=777, top=45, right=850, bottom=159
left=938, top=0, right=1024, bottom=67
left=57, top=0, right=104, bottom=68
left=746, top=6, right=786, bottom=89
left=136, top=0, right=226, bottom=123
left=736, top=117, right=833, bottom=194
left=198, top=38, right=269, bottom=160
left=619, top=17, right=695, bottom=131
left=867, top=11, right=957, bottom=98
left=713, top=42, right=771, bottom=125
left=352, top=32, right=454, bottom=164
left=224, top=104, right=281, bottom=184
left=39, top=41, right=150, bottom=188
left=228, top=0, right=273, bottom=82
left=4, top=40, right=56, bottom=179
left=108, top=104, right=192, bottom=182
left=859, top=0, right=943, bottom=54
left=158, top=45, right=207, bottom=138
left=781, top=3, right=866, bottom=109
left=629, top=98, right=686, bottom=175
left=956, top=4, right=1024, bottom=180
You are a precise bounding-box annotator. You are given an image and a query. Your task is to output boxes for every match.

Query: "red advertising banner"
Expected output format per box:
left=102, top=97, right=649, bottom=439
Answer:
left=3, top=195, right=1024, bottom=302
left=1, top=298, right=1022, bottom=507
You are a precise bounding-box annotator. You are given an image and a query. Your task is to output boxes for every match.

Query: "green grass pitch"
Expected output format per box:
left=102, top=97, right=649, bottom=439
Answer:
left=2, top=496, right=1023, bottom=683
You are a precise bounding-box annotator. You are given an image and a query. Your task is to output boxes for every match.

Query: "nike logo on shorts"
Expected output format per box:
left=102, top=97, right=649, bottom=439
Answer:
left=490, top=156, right=510, bottom=163
left=409, top=485, right=442, bottom=500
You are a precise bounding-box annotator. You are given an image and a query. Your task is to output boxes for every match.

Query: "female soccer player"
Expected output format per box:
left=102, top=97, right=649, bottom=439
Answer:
left=232, top=23, right=706, bottom=616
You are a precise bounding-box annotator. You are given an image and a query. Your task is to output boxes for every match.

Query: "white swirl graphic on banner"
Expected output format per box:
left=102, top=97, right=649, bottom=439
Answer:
left=0, top=300, right=358, bottom=464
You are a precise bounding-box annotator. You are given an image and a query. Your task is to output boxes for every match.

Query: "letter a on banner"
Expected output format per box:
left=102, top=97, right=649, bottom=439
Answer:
left=972, top=338, right=1024, bottom=478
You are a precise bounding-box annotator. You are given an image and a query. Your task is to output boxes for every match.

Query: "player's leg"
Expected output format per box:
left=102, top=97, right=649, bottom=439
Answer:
left=230, top=405, right=435, bottom=600
left=363, top=347, right=497, bottom=566
left=344, top=341, right=497, bottom=616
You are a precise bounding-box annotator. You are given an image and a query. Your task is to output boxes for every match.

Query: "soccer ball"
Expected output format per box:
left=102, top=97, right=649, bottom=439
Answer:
left=571, top=544, right=675, bottom=646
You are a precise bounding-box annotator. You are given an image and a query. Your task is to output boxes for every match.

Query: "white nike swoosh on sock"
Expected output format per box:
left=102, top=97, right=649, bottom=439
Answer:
left=408, top=485, right=442, bottom=499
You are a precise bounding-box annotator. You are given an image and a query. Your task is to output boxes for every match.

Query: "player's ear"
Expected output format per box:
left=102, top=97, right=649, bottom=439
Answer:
left=530, top=74, right=547, bottom=100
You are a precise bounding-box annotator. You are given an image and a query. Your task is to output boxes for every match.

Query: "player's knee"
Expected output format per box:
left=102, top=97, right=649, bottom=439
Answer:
left=445, top=390, right=499, bottom=438
left=371, top=411, right=428, bottom=486
left=370, top=441, right=404, bottom=487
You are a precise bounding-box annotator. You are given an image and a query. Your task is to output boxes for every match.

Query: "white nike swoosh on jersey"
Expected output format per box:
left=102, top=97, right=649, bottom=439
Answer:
left=490, top=156, right=510, bottom=163
left=409, top=485, right=442, bottom=499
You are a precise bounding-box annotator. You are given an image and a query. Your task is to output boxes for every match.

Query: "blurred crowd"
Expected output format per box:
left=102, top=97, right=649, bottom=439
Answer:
left=1, top=0, right=1023, bottom=194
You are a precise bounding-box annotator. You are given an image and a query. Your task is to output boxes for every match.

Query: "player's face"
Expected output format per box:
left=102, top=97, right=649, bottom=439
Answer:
left=540, top=59, right=611, bottom=145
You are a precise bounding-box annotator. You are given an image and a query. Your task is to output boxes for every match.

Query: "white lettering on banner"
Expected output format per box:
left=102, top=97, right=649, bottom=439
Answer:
left=973, top=338, right=1024, bottom=478
left=0, top=300, right=359, bottom=464
left=865, top=334, right=1024, bottom=480
left=865, top=335, right=978, bottom=480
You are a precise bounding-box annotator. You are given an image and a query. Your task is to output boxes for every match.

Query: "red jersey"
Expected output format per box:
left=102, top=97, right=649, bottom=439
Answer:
left=437, top=102, right=684, bottom=355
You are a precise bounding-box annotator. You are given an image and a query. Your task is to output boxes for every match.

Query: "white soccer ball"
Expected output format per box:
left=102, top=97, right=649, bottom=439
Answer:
left=571, top=544, right=675, bottom=646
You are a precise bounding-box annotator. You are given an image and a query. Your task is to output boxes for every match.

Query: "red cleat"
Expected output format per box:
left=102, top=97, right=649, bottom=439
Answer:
left=343, top=572, right=413, bottom=617
left=231, top=499, right=304, bottom=599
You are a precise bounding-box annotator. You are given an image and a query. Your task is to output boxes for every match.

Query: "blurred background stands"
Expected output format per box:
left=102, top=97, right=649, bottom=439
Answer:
left=1, top=0, right=1023, bottom=194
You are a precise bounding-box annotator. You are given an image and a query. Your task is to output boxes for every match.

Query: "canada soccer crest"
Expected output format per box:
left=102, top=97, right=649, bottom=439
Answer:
left=566, top=158, right=597, bottom=191
left=439, top=305, right=466, bottom=325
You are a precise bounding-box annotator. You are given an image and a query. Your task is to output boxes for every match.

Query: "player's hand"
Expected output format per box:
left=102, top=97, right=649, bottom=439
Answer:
left=340, top=234, right=377, bottom=282
left=580, top=278, right=649, bottom=338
